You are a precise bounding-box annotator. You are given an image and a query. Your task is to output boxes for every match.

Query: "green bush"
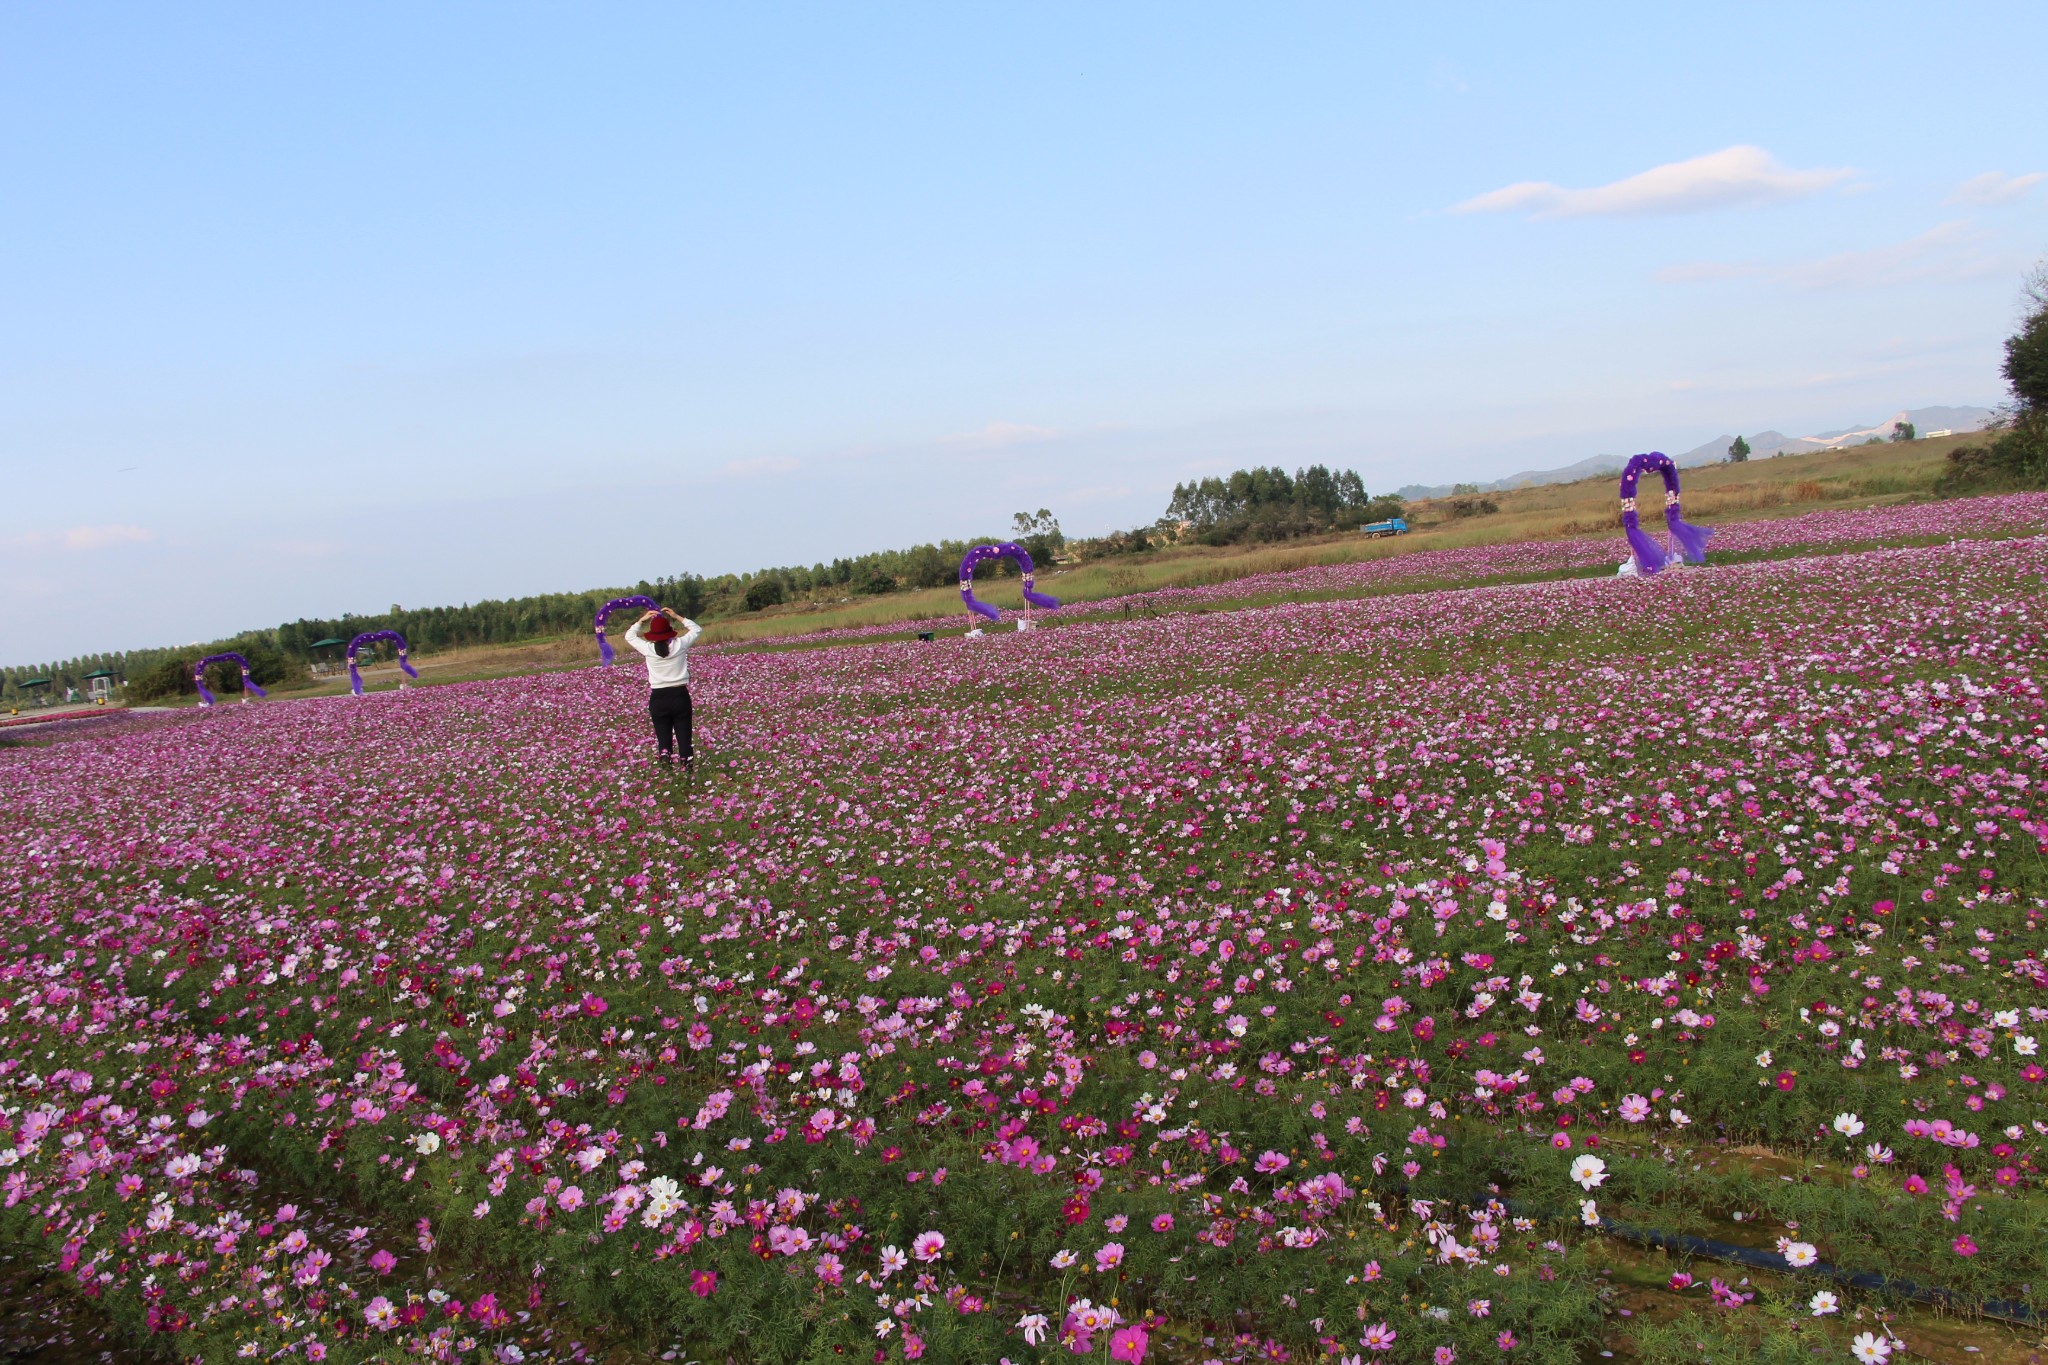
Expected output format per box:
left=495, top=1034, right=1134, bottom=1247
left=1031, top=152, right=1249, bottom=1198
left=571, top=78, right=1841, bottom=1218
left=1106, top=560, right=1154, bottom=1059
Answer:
left=127, top=658, right=195, bottom=702
left=1935, top=414, right=2048, bottom=492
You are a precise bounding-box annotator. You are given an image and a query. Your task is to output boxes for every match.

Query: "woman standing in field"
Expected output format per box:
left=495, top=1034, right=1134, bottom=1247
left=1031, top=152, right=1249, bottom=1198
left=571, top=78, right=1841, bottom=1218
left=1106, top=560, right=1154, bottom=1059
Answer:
left=625, top=608, right=702, bottom=765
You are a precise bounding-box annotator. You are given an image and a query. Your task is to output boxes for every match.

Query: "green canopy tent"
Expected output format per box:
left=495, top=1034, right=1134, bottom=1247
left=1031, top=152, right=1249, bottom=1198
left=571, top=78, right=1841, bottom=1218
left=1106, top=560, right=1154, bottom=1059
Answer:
left=309, top=637, right=348, bottom=677
left=81, top=668, right=121, bottom=702
left=14, top=678, right=51, bottom=709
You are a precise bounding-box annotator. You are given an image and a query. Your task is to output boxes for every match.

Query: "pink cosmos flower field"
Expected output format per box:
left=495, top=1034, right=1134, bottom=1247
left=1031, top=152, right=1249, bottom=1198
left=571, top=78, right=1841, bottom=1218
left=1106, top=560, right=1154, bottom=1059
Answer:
left=3, top=501, right=2045, bottom=1364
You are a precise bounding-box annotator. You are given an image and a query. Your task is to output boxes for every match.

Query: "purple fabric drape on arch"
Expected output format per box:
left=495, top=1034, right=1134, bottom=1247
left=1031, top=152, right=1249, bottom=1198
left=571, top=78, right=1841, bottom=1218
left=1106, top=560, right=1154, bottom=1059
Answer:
left=346, top=630, right=419, bottom=697
left=593, top=596, right=663, bottom=666
left=958, top=543, right=1061, bottom=624
left=192, top=652, right=268, bottom=708
left=1618, top=453, right=1714, bottom=576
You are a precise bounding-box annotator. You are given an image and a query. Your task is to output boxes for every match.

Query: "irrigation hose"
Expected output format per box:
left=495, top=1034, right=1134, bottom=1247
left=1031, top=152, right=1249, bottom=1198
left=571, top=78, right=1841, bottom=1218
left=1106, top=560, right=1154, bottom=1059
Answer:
left=1581, top=1210, right=2039, bottom=1327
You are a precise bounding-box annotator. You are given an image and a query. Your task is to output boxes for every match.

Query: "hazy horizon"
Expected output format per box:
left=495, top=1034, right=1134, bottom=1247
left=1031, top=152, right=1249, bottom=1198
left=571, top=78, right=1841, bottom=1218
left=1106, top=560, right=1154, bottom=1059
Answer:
left=4, top=3, right=2043, bottom=663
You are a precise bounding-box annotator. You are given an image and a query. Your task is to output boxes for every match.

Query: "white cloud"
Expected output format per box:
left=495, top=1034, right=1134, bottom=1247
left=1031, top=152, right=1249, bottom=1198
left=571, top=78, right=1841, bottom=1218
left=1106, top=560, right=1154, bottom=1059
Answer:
left=1453, top=145, right=1854, bottom=219
left=1946, top=171, right=2044, bottom=206
left=0, top=524, right=155, bottom=553
left=1656, top=222, right=1996, bottom=291
left=941, top=421, right=1060, bottom=451
left=717, top=455, right=799, bottom=478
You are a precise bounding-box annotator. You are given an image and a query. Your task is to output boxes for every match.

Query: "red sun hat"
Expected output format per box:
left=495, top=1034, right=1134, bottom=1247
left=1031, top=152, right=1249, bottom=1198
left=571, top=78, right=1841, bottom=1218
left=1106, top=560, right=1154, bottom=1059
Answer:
left=644, top=614, right=677, bottom=642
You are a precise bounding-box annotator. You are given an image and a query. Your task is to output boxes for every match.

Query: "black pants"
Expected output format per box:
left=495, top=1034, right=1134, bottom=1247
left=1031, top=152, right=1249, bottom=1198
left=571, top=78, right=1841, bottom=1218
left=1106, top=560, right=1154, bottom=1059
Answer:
left=649, top=685, right=693, bottom=761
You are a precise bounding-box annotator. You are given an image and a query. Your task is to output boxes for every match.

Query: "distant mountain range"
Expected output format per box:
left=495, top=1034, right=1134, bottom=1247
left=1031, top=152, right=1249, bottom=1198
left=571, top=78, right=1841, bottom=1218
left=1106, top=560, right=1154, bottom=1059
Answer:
left=1395, top=405, right=1997, bottom=500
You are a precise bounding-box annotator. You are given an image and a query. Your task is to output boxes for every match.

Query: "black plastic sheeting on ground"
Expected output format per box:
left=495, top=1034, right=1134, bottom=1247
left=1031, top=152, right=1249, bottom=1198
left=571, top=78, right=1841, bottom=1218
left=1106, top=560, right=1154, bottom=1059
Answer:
left=1593, top=1215, right=2039, bottom=1327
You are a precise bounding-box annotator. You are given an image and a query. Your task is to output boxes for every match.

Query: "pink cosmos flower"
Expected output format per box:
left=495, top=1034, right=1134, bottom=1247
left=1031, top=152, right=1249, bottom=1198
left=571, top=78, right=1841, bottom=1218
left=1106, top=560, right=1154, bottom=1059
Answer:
left=690, top=1270, right=717, bottom=1297
left=1109, top=1326, right=1149, bottom=1362
left=1253, top=1151, right=1289, bottom=1174
left=1361, top=1322, right=1397, bottom=1350
left=1095, top=1241, right=1124, bottom=1271
left=1151, top=1213, right=1174, bottom=1232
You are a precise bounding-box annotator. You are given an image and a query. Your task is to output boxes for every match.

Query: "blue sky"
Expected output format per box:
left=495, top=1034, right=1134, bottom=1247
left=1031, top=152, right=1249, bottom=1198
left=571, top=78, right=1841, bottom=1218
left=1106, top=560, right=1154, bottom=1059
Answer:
left=4, top=2, right=2044, bottom=663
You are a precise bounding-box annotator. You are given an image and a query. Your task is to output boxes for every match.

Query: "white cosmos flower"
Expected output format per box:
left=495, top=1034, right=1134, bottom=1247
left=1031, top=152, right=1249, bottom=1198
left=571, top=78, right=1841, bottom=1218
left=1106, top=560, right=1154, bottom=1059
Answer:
left=1782, top=1241, right=1818, bottom=1267
left=1850, top=1331, right=1892, bottom=1363
left=1579, top=1199, right=1599, bottom=1227
left=1831, top=1113, right=1864, bottom=1138
left=1569, top=1154, right=1607, bottom=1190
left=1809, top=1290, right=1838, bottom=1316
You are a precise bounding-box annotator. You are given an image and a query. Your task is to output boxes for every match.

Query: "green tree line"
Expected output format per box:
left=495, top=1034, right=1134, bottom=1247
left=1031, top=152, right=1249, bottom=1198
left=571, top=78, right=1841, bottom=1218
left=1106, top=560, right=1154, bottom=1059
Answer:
left=2, top=516, right=1074, bottom=704
left=5, top=465, right=1404, bottom=703
left=1164, top=463, right=1404, bottom=545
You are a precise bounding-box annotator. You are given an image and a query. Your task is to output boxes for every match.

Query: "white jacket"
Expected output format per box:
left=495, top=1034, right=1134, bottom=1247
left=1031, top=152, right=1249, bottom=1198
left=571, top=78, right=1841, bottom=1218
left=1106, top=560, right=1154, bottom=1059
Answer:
left=625, top=616, right=702, bottom=688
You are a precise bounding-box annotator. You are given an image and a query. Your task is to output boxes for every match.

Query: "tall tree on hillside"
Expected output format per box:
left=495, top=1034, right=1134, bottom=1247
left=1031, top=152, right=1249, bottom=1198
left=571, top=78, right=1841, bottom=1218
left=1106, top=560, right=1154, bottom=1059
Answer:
left=1010, top=509, right=1065, bottom=566
left=1936, top=261, right=2048, bottom=491
left=1890, top=422, right=1915, bottom=442
left=2006, top=261, right=2048, bottom=414
left=1726, top=436, right=1751, bottom=463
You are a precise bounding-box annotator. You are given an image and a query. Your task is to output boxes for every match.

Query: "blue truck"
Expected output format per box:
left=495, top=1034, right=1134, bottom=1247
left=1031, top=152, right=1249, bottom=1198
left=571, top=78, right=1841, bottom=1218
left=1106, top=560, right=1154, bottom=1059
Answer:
left=1360, top=517, right=1409, bottom=538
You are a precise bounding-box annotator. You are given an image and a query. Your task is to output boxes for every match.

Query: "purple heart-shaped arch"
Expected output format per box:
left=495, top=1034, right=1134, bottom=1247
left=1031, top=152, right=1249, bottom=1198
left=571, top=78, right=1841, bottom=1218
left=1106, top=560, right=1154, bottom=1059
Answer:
left=958, top=543, right=1060, bottom=624
left=346, top=631, right=419, bottom=696
left=1618, top=453, right=1714, bottom=576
